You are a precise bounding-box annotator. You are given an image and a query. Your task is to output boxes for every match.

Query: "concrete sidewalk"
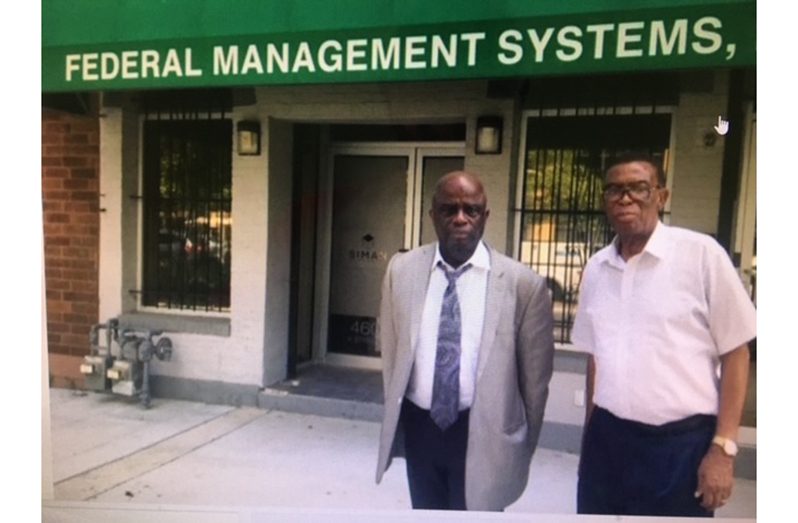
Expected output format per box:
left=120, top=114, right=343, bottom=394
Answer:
left=46, top=387, right=756, bottom=518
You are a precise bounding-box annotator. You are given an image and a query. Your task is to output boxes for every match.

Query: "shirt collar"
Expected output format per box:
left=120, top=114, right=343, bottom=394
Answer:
left=432, top=240, right=491, bottom=272
left=641, top=221, right=669, bottom=260
left=601, top=221, right=668, bottom=268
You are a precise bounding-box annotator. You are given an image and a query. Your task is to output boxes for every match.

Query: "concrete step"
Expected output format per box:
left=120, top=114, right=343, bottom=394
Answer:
left=258, top=387, right=383, bottom=422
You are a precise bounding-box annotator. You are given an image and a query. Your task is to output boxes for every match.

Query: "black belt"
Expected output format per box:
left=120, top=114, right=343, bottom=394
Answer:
left=597, top=407, right=716, bottom=437
left=402, top=397, right=470, bottom=417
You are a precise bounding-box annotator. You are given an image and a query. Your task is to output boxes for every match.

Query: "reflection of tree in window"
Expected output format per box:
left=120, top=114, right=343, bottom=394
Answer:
left=141, top=119, right=232, bottom=312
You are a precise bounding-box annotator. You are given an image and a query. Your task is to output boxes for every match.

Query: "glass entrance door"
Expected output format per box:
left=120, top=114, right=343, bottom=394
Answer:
left=325, top=145, right=464, bottom=360
left=327, top=154, right=408, bottom=357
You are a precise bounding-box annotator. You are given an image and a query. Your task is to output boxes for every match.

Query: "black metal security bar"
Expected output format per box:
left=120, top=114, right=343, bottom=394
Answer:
left=139, top=95, right=232, bottom=312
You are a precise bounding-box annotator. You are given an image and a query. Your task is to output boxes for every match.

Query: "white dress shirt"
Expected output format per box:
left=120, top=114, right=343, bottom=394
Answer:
left=406, top=241, right=490, bottom=410
left=571, top=222, right=756, bottom=425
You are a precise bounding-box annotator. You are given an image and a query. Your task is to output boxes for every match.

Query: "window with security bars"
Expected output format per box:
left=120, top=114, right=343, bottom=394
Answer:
left=518, top=112, right=671, bottom=343
left=141, top=119, right=233, bottom=312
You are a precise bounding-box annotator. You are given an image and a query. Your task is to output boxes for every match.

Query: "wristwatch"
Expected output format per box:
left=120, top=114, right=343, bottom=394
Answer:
left=712, top=435, right=739, bottom=457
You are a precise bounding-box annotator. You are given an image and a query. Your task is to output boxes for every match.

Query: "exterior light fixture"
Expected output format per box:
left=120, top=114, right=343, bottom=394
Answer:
left=237, top=120, right=261, bottom=155
left=475, top=116, right=503, bottom=154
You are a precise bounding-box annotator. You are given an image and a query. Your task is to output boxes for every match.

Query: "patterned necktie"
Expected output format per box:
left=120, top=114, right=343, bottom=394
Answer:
left=430, top=261, right=472, bottom=430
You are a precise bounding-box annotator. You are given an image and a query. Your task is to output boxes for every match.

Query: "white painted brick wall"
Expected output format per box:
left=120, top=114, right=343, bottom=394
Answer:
left=544, top=371, right=588, bottom=426
left=98, top=107, right=124, bottom=322
left=669, top=71, right=729, bottom=235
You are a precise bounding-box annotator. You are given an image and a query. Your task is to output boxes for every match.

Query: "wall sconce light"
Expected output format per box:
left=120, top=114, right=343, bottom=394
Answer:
left=237, top=120, right=261, bottom=156
left=475, top=116, right=503, bottom=154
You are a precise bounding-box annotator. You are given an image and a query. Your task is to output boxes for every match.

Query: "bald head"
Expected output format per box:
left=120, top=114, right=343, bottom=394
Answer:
left=432, top=171, right=488, bottom=208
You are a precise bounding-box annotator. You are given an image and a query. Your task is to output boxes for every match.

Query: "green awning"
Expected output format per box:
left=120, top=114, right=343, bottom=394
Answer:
left=42, top=0, right=756, bottom=92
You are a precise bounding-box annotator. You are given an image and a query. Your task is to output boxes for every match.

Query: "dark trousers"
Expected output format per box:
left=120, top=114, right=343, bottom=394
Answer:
left=578, top=407, right=716, bottom=518
left=401, top=398, right=470, bottom=510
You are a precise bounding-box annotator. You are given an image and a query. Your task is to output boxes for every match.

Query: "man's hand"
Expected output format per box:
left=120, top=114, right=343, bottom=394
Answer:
left=695, top=444, right=735, bottom=510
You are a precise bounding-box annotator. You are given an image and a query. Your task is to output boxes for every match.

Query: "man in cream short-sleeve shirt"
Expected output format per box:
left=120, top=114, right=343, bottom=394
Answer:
left=572, top=153, right=756, bottom=517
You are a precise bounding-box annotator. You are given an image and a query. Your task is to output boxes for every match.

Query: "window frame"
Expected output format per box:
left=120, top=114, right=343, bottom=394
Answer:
left=135, top=115, right=234, bottom=316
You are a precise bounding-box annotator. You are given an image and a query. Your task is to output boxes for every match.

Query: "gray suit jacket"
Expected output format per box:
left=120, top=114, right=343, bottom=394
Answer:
left=375, top=243, right=555, bottom=510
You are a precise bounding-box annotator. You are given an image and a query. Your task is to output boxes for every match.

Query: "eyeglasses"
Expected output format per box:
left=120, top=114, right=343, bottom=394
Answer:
left=435, top=203, right=485, bottom=218
left=602, top=182, right=660, bottom=202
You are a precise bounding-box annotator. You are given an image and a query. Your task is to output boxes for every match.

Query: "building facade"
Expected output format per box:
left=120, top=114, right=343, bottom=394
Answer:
left=42, top=0, right=757, bottom=470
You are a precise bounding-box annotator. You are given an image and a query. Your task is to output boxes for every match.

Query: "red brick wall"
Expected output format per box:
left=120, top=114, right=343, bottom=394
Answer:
left=42, top=109, right=100, bottom=387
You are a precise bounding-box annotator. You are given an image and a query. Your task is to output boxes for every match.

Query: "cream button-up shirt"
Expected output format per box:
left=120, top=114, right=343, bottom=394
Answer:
left=571, top=222, right=756, bottom=425
left=406, top=241, right=490, bottom=410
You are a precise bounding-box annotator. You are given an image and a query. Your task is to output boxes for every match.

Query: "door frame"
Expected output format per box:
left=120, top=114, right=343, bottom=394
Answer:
left=314, top=142, right=465, bottom=369
left=733, top=102, right=756, bottom=296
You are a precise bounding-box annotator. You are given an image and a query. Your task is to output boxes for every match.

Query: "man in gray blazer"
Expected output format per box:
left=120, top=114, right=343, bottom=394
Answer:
left=375, top=171, right=555, bottom=511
